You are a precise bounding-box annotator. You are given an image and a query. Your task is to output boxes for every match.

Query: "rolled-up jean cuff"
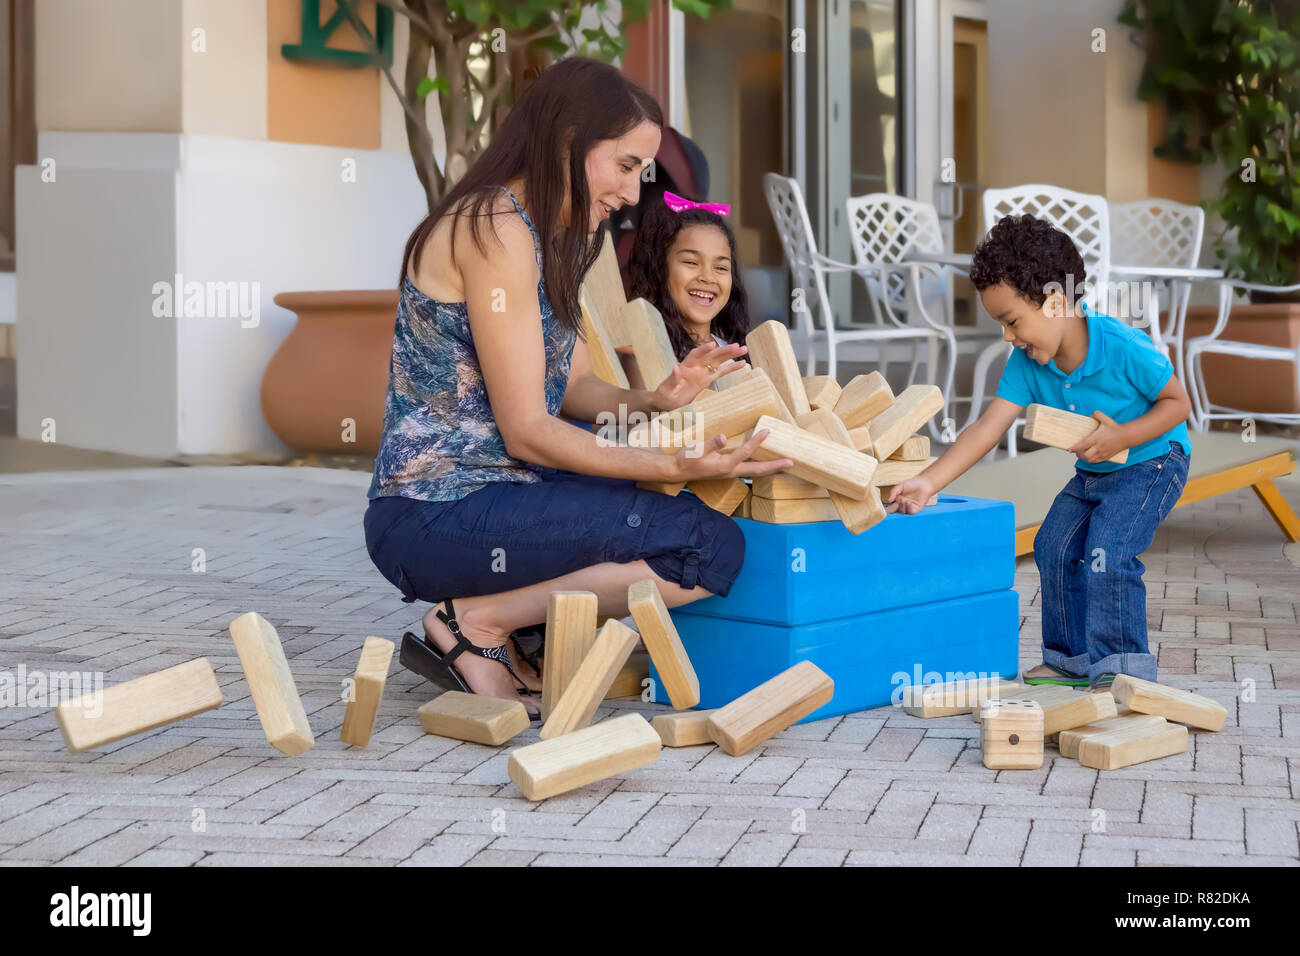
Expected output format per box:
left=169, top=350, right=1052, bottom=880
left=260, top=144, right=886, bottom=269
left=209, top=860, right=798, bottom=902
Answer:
left=1091, top=652, right=1157, bottom=684
left=1042, top=647, right=1090, bottom=679
left=646, top=552, right=733, bottom=597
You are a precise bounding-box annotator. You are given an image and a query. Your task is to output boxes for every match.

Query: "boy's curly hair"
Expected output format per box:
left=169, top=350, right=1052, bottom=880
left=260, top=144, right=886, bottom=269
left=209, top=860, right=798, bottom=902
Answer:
left=969, top=214, right=1087, bottom=308
left=625, top=201, right=750, bottom=360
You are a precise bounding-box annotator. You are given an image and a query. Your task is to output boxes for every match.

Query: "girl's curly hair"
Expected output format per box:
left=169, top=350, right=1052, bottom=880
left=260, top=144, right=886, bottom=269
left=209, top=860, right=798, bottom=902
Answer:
left=969, top=214, right=1088, bottom=307
left=625, top=201, right=751, bottom=359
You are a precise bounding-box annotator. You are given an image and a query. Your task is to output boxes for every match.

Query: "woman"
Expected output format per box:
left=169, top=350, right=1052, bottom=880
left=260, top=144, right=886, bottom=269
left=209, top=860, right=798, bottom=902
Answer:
left=363, top=58, right=789, bottom=719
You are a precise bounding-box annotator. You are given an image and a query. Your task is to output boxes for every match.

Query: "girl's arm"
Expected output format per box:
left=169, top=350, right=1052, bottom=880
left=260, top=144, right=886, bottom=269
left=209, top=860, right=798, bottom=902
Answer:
left=1070, top=375, right=1192, bottom=464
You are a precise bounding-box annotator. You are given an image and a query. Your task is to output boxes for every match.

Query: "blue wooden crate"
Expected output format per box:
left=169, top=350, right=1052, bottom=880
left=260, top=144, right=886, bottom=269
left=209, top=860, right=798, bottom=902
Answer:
left=650, top=588, right=1019, bottom=722
left=682, top=494, right=1015, bottom=627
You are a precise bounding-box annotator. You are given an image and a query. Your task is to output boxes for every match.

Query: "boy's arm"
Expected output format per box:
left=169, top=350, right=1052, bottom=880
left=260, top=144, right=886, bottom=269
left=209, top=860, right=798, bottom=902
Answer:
left=886, top=397, right=1024, bottom=513
left=1070, top=375, right=1192, bottom=464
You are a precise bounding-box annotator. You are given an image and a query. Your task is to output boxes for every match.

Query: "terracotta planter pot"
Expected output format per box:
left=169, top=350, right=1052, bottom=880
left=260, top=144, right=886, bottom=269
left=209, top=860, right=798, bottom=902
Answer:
left=262, top=291, right=398, bottom=455
left=1183, top=303, right=1300, bottom=414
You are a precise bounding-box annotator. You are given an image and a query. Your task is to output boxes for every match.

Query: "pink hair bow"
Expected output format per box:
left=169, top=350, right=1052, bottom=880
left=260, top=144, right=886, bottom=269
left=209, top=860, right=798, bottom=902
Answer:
left=663, top=190, right=731, bottom=217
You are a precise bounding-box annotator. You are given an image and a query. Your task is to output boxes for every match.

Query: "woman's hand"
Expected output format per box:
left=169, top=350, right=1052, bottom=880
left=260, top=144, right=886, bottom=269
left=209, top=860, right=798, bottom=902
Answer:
left=671, top=430, right=792, bottom=482
left=652, top=343, right=749, bottom=411
left=886, top=476, right=935, bottom=515
left=1068, top=411, right=1128, bottom=464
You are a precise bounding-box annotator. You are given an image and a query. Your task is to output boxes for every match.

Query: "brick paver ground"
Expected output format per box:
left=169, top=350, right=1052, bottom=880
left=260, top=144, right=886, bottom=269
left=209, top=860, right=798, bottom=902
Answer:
left=1, top=463, right=1297, bottom=866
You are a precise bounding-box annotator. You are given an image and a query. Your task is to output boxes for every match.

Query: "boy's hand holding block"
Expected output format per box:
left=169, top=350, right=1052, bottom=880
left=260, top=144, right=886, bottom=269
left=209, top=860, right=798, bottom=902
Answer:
left=228, top=611, right=315, bottom=756
left=509, top=713, right=662, bottom=801
left=539, top=618, right=639, bottom=740
left=627, top=579, right=701, bottom=709
left=746, top=320, right=812, bottom=417
left=1023, top=404, right=1128, bottom=464
left=418, top=691, right=529, bottom=746
left=340, top=636, right=395, bottom=747
left=707, top=660, right=834, bottom=756
left=747, top=415, right=877, bottom=499
left=55, top=658, right=223, bottom=755
left=867, top=384, right=944, bottom=461
left=1112, top=674, right=1227, bottom=731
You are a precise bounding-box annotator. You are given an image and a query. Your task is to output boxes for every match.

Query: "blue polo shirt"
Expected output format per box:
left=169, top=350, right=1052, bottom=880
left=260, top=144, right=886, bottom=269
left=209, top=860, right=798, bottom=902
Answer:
left=995, top=304, right=1192, bottom=474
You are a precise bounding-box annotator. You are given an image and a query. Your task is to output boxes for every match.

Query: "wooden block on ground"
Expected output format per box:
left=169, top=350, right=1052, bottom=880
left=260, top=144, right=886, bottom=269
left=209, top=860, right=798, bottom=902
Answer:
left=801, top=407, right=886, bottom=534
left=637, top=480, right=685, bottom=496
left=846, top=425, right=875, bottom=456
left=228, top=612, right=315, bottom=756
left=868, top=384, right=944, bottom=461
left=340, top=636, right=395, bottom=747
left=751, top=472, right=829, bottom=499
left=652, top=709, right=718, bottom=747
left=579, top=296, right=630, bottom=388
left=605, top=650, right=649, bottom=700
left=1057, top=713, right=1167, bottom=759
left=802, top=375, right=842, bottom=411
left=1077, top=720, right=1189, bottom=770
left=971, top=683, right=1117, bottom=735
left=687, top=477, right=749, bottom=514
left=748, top=414, right=877, bottom=499
left=1112, top=674, right=1227, bottom=731
left=746, top=319, right=811, bottom=417
left=628, top=579, right=700, bottom=709
left=55, top=658, right=222, bottom=755
left=873, top=457, right=936, bottom=487
left=418, top=690, right=529, bottom=746
left=833, top=371, right=894, bottom=429
left=509, top=713, right=662, bottom=801
left=1023, top=404, right=1128, bottom=463
left=750, top=495, right=839, bottom=524
left=980, top=698, right=1045, bottom=770
left=707, top=660, right=834, bottom=756
left=540, top=618, right=639, bottom=739
left=902, top=678, right=1022, bottom=718
left=888, top=435, right=931, bottom=460
left=622, top=298, right=677, bottom=390
left=541, top=591, right=599, bottom=720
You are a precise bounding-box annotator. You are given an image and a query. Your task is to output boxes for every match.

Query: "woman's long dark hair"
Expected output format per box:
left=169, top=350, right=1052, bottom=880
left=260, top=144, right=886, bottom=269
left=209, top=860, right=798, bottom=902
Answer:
left=626, top=202, right=751, bottom=359
left=400, top=57, right=662, bottom=334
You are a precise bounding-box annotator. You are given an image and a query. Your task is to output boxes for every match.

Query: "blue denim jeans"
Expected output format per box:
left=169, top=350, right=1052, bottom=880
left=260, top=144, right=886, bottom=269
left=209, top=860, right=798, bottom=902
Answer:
left=1034, top=441, right=1189, bottom=684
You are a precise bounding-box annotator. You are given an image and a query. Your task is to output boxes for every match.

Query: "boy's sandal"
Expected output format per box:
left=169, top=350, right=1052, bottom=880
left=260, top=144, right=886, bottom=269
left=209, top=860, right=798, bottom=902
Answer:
left=1089, top=673, right=1117, bottom=693
left=398, top=598, right=541, bottom=722
left=1021, top=663, right=1090, bottom=688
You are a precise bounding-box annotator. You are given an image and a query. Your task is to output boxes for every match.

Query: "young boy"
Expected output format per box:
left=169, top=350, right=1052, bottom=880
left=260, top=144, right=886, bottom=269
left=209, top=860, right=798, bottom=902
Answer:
left=887, top=214, right=1193, bottom=693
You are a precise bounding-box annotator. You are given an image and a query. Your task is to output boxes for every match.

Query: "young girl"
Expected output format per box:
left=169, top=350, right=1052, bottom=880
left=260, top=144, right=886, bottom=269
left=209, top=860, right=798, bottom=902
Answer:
left=888, top=214, right=1193, bottom=693
left=620, top=194, right=751, bottom=388
left=362, top=58, right=790, bottom=719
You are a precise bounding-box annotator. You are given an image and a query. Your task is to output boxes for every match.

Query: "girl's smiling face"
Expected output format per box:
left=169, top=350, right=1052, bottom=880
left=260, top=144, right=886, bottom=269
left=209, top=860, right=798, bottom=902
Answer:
left=666, top=224, right=733, bottom=331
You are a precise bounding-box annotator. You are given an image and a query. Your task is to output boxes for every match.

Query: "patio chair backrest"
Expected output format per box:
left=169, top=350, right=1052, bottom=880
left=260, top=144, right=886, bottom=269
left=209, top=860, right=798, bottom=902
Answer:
left=1109, top=198, right=1205, bottom=270
left=845, top=193, right=945, bottom=315
left=981, top=184, right=1110, bottom=309
left=763, top=172, right=831, bottom=331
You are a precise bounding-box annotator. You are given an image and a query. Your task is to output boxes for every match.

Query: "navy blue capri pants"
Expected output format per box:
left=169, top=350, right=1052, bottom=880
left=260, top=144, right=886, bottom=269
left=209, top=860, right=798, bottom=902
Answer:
left=363, top=471, right=745, bottom=605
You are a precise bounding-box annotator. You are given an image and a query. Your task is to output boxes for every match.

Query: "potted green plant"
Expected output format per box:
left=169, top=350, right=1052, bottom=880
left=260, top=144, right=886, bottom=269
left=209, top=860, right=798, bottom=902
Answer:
left=1120, top=0, right=1300, bottom=414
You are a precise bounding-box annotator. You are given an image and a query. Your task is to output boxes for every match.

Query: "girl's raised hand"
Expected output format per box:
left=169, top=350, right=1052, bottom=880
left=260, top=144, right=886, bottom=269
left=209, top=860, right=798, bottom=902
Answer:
left=652, top=343, right=749, bottom=411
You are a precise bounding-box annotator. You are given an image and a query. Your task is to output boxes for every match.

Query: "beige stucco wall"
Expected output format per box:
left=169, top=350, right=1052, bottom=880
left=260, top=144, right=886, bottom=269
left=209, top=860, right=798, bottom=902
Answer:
left=182, top=0, right=268, bottom=140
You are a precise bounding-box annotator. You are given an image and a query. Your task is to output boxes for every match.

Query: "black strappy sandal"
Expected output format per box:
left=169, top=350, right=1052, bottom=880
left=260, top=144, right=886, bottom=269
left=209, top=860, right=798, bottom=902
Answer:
left=399, top=599, right=541, bottom=722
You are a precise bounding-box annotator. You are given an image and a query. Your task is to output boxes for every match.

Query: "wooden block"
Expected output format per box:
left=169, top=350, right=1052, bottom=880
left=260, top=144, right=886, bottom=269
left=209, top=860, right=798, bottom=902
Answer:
left=1112, top=674, right=1227, bottom=731
left=652, top=709, right=718, bottom=747
left=712, top=363, right=755, bottom=390
left=868, top=384, right=944, bottom=461
left=872, top=456, right=936, bottom=487
left=622, top=298, right=677, bottom=390
left=751, top=472, right=829, bottom=499
left=540, top=618, right=639, bottom=740
left=1077, top=720, right=1189, bottom=770
left=746, top=319, right=811, bottom=417
left=733, top=489, right=752, bottom=518
left=902, top=678, right=1022, bottom=718
left=687, top=477, right=749, bottom=514
left=888, top=435, right=931, bottom=460
left=1057, top=713, right=1167, bottom=759
left=580, top=297, right=629, bottom=388
left=509, top=713, right=662, bottom=801
left=418, top=690, right=530, bottom=746
left=605, top=650, right=649, bottom=700
left=541, top=591, right=599, bottom=720
left=802, top=375, right=842, bottom=411
left=630, top=369, right=782, bottom=452
left=747, top=415, right=877, bottom=499
left=846, top=425, right=875, bottom=456
left=800, top=408, right=887, bottom=534
left=707, top=661, right=834, bottom=756
left=637, top=480, right=685, bottom=496
left=832, top=371, right=894, bottom=429
left=54, top=658, right=222, bottom=755
left=1023, top=404, right=1128, bottom=464
left=971, top=683, right=1117, bottom=735
left=628, top=579, right=700, bottom=709
left=750, top=495, right=839, bottom=524
left=228, top=612, right=315, bottom=756
left=980, top=698, right=1045, bottom=770
left=339, top=636, right=395, bottom=747
left=580, top=231, right=631, bottom=346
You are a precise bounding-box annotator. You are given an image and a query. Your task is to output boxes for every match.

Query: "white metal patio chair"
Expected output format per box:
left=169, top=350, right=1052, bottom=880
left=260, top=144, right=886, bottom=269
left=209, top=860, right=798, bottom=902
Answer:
left=763, top=174, right=957, bottom=432
left=1186, top=279, right=1300, bottom=431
